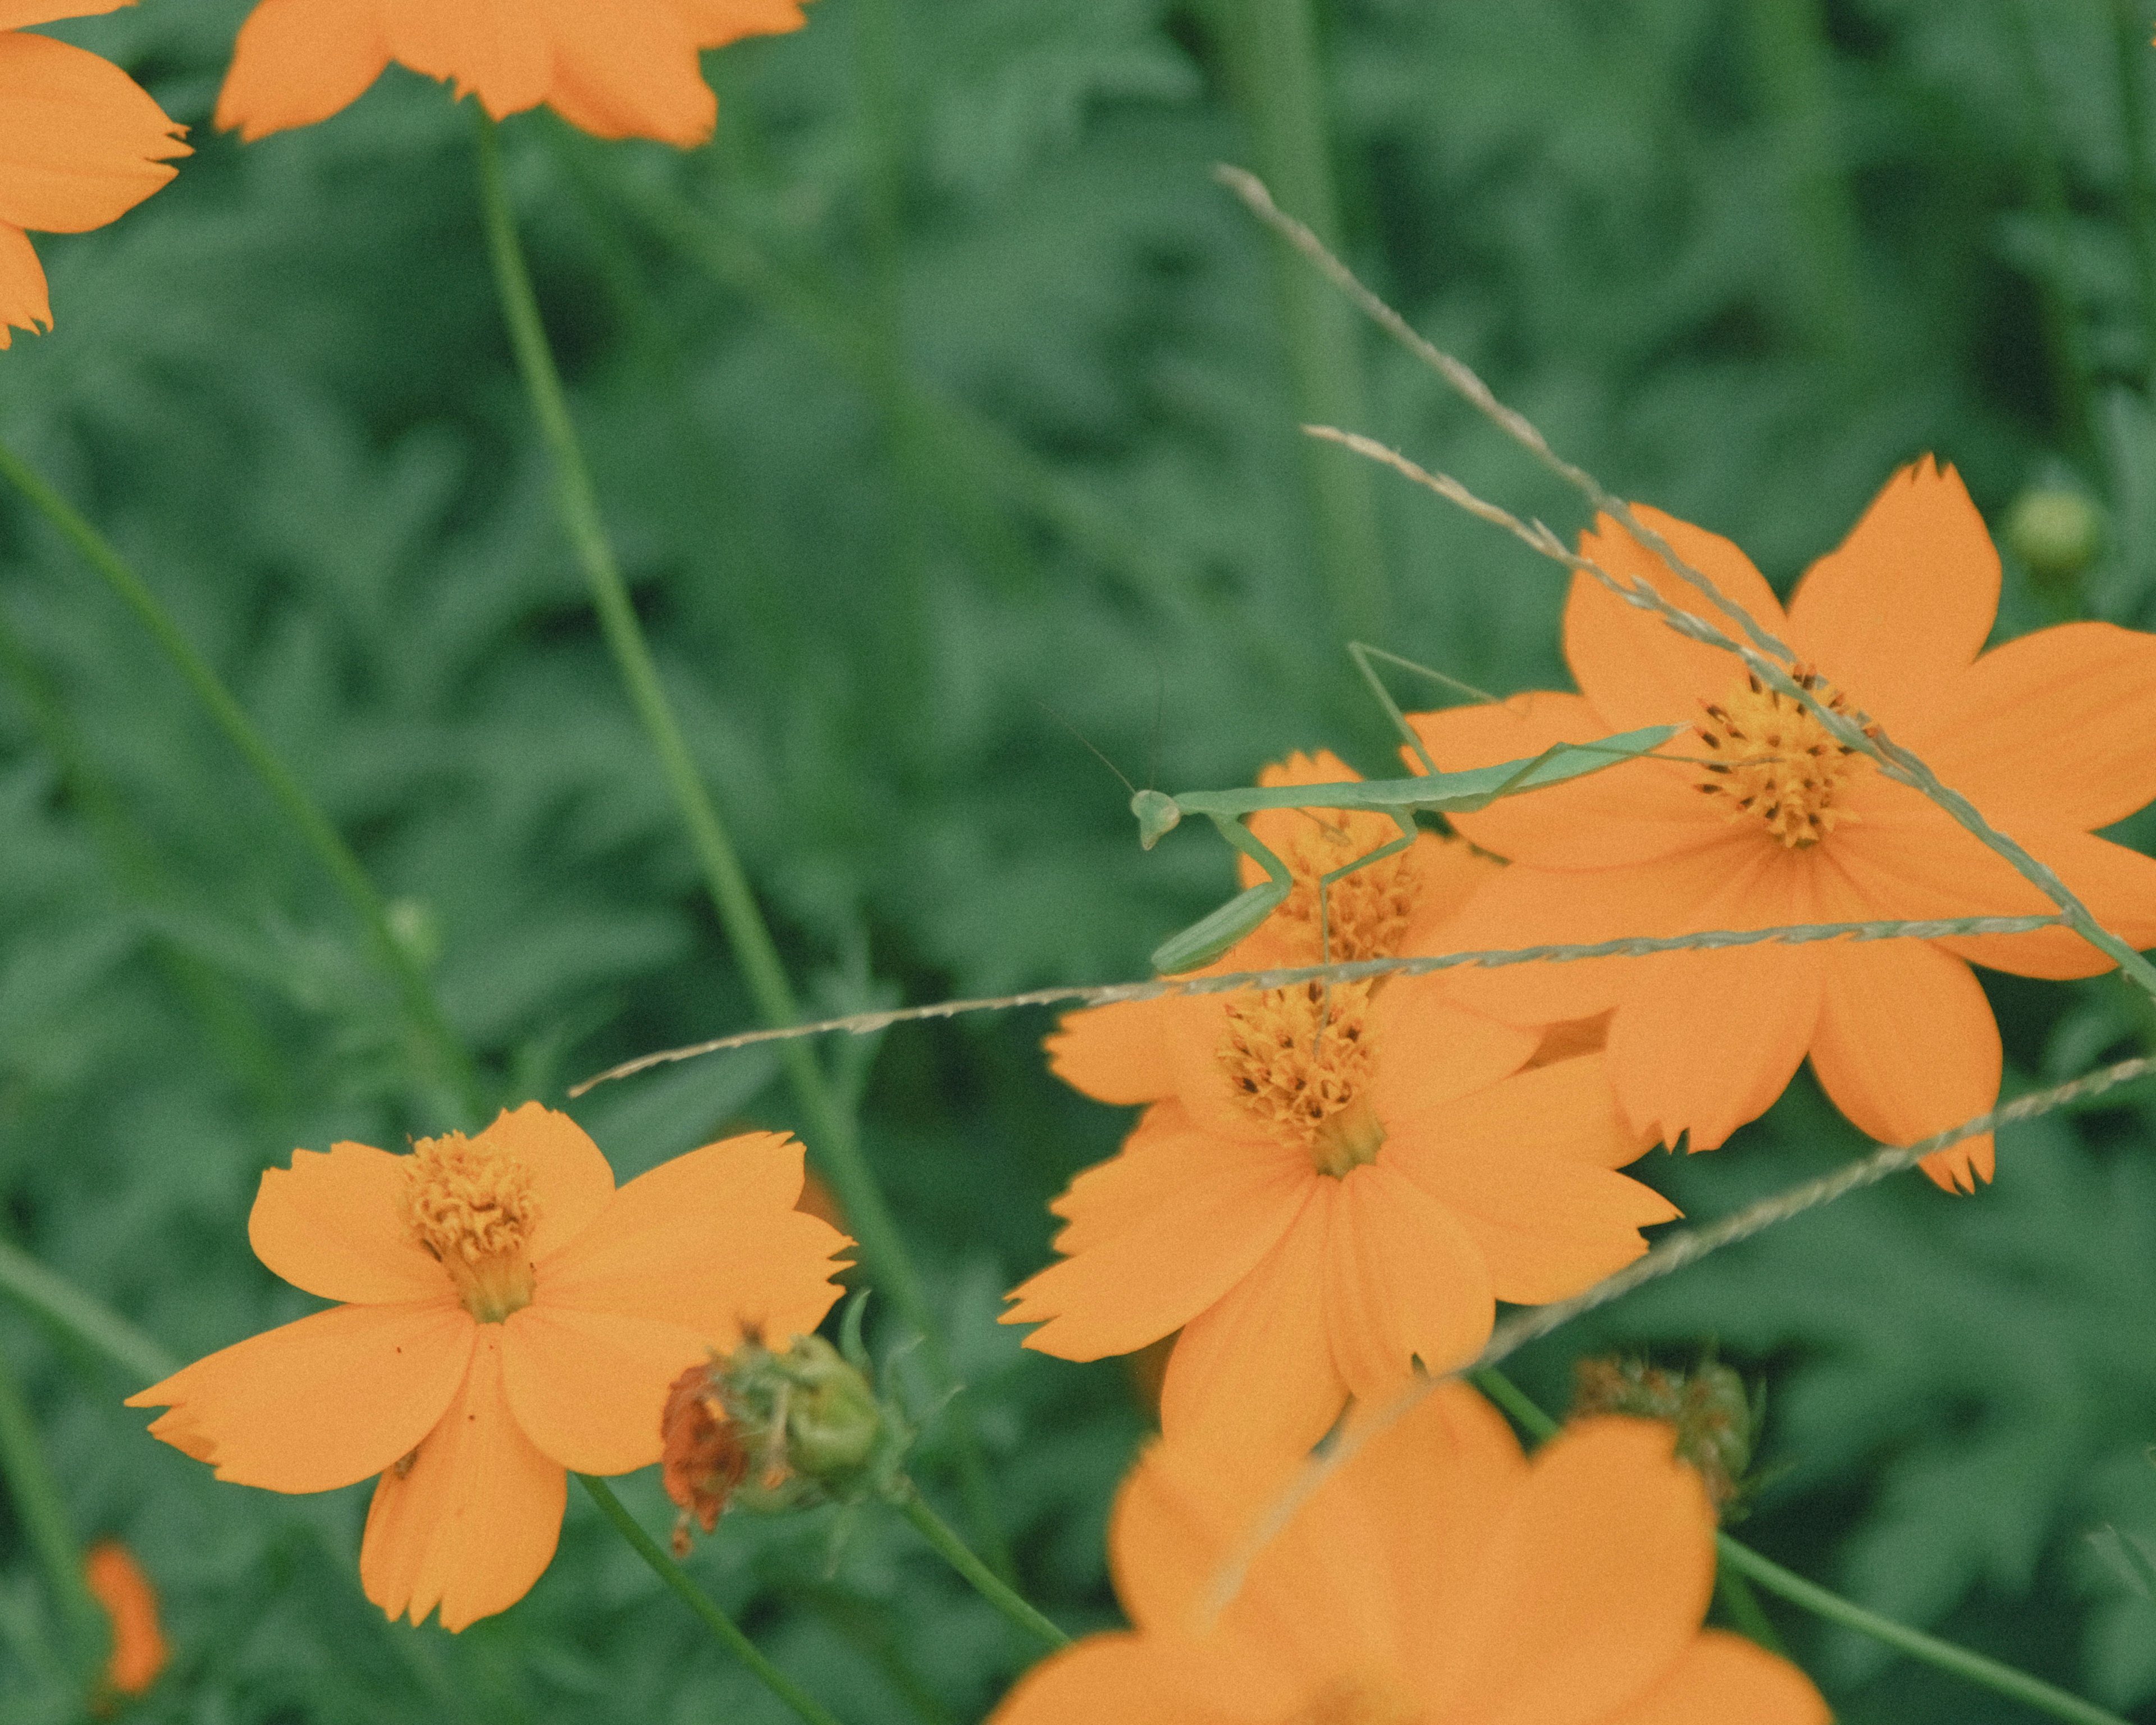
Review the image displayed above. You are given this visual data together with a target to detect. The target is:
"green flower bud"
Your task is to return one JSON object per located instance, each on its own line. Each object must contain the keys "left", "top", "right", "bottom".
{"left": 1572, "top": 1355, "right": 1756, "bottom": 1517}
{"left": 2004, "top": 487, "right": 2102, "bottom": 588}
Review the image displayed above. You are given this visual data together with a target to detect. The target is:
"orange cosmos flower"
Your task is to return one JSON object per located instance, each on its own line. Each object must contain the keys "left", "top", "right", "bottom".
{"left": 0, "top": 0, "right": 188, "bottom": 348}
{"left": 1408, "top": 459, "right": 2156, "bottom": 1192}
{"left": 83, "top": 1539, "right": 168, "bottom": 1698}
{"left": 990, "top": 1380, "right": 1828, "bottom": 1725}
{"left": 126, "top": 1103, "right": 848, "bottom": 1631}
{"left": 1004, "top": 753, "right": 1676, "bottom": 1458}
{"left": 213, "top": 0, "right": 814, "bottom": 146}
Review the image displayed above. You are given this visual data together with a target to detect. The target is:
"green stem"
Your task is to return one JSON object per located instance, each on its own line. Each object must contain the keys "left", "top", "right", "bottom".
{"left": 0, "top": 442, "right": 483, "bottom": 1124}
{"left": 1715, "top": 1565, "right": 1789, "bottom": 1657}
{"left": 0, "top": 1241, "right": 180, "bottom": 1388}
{"left": 1208, "top": 0, "right": 1388, "bottom": 654}
{"left": 575, "top": 1476, "right": 843, "bottom": 1725}
{"left": 892, "top": 1483, "right": 1068, "bottom": 1650}
{"left": 2112, "top": 0, "right": 2156, "bottom": 398}
{"left": 1476, "top": 1370, "right": 2126, "bottom": 1724}
{"left": 472, "top": 113, "right": 1009, "bottom": 1572}
{"left": 1743, "top": 0, "right": 1861, "bottom": 359}
{"left": 2004, "top": 0, "right": 2097, "bottom": 455}
{"left": 1717, "top": 1540, "right": 2130, "bottom": 1725}
{"left": 0, "top": 1347, "right": 104, "bottom": 1676}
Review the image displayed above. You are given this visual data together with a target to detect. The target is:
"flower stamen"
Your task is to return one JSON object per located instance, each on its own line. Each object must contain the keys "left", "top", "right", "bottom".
{"left": 1693, "top": 665, "right": 1875, "bottom": 848}
{"left": 1219, "top": 982, "right": 1385, "bottom": 1176}
{"left": 400, "top": 1131, "right": 540, "bottom": 1322}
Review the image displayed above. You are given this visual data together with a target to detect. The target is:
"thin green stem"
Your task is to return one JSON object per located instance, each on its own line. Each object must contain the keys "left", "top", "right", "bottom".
{"left": 0, "top": 1347, "right": 104, "bottom": 1676}
{"left": 1208, "top": 0, "right": 1388, "bottom": 653}
{"left": 1744, "top": 0, "right": 1861, "bottom": 358}
{"left": 892, "top": 1483, "right": 1068, "bottom": 1650}
{"left": 1715, "top": 1566, "right": 1789, "bottom": 1658}
{"left": 1718, "top": 1540, "right": 2130, "bottom": 1725}
{"left": 1476, "top": 1370, "right": 2128, "bottom": 1724}
{"left": 2004, "top": 0, "right": 2097, "bottom": 455}
{"left": 2109, "top": 0, "right": 2156, "bottom": 397}
{"left": 0, "top": 441, "right": 483, "bottom": 1124}
{"left": 0, "top": 1241, "right": 180, "bottom": 1388}
{"left": 575, "top": 1476, "right": 843, "bottom": 1725}
{"left": 472, "top": 113, "right": 1008, "bottom": 1571}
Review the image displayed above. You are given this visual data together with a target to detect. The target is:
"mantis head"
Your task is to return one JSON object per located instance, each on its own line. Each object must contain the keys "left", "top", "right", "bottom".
{"left": 1131, "top": 790, "right": 1181, "bottom": 850}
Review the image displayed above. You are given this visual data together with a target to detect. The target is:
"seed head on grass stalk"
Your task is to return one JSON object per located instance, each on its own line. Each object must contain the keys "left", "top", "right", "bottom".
{"left": 1004, "top": 752, "right": 1677, "bottom": 1460}
{"left": 988, "top": 1380, "right": 1825, "bottom": 1725}
{"left": 1408, "top": 459, "right": 2156, "bottom": 1191}
{"left": 0, "top": 0, "right": 189, "bottom": 347}
{"left": 211, "top": 0, "right": 815, "bottom": 144}
{"left": 127, "top": 1103, "right": 849, "bottom": 1630}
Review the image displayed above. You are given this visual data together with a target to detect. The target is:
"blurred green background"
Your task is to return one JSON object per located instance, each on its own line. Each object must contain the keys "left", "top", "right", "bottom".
{"left": 7, "top": 0, "right": 2156, "bottom": 1719}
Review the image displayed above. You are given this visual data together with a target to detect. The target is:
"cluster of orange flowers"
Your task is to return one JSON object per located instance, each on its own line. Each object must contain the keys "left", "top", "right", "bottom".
{"left": 1000, "top": 460, "right": 2156, "bottom": 1718}
{"left": 35, "top": 0, "right": 2156, "bottom": 1713}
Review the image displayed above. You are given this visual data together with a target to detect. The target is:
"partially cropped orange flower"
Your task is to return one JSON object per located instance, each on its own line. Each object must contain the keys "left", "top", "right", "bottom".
{"left": 127, "top": 1103, "right": 848, "bottom": 1631}
{"left": 83, "top": 1539, "right": 167, "bottom": 1698}
{"left": 1412, "top": 460, "right": 2156, "bottom": 1191}
{"left": 213, "top": 0, "right": 813, "bottom": 145}
{"left": 1004, "top": 754, "right": 1676, "bottom": 1458}
{"left": 990, "top": 1381, "right": 1828, "bottom": 1725}
{"left": 0, "top": 0, "right": 188, "bottom": 348}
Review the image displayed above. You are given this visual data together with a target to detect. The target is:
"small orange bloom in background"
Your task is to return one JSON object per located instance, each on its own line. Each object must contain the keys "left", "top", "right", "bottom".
{"left": 989, "top": 1381, "right": 1828, "bottom": 1725}
{"left": 0, "top": 0, "right": 188, "bottom": 348}
{"left": 83, "top": 1538, "right": 167, "bottom": 1697}
{"left": 1004, "top": 754, "right": 1677, "bottom": 1458}
{"left": 213, "top": 0, "right": 815, "bottom": 146}
{"left": 1411, "top": 459, "right": 2156, "bottom": 1191}
{"left": 127, "top": 1103, "right": 849, "bottom": 1630}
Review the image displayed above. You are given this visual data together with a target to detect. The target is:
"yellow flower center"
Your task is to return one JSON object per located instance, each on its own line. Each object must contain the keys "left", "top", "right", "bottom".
{"left": 1218, "top": 980, "right": 1385, "bottom": 1178}
{"left": 1694, "top": 667, "right": 1874, "bottom": 848}
{"left": 1269, "top": 810, "right": 1422, "bottom": 964}
{"left": 1283, "top": 1672, "right": 1423, "bottom": 1725}
{"left": 400, "top": 1130, "right": 540, "bottom": 1322}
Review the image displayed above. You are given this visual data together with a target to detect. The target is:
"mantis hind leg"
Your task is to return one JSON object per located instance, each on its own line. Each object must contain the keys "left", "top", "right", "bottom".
{"left": 1348, "top": 642, "right": 1501, "bottom": 779}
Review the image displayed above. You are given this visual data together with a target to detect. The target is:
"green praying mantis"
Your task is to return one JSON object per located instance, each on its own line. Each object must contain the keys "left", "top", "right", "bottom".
{"left": 1132, "top": 645, "right": 1684, "bottom": 974}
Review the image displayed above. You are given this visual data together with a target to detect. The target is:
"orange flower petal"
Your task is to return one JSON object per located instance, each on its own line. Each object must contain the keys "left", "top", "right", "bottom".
{"left": 673, "top": 0, "right": 807, "bottom": 47}
{"left": 500, "top": 1303, "right": 709, "bottom": 1473}
{"left": 1365, "top": 976, "right": 1539, "bottom": 1119}
{"left": 1808, "top": 929, "right": 2000, "bottom": 1193}
{"left": 213, "top": 0, "right": 391, "bottom": 142}
{"left": 382, "top": 0, "right": 549, "bottom": 121}
{"left": 1322, "top": 1162, "right": 1493, "bottom": 1397}
{"left": 1906, "top": 620, "right": 2156, "bottom": 831}
{"left": 0, "top": 221, "right": 48, "bottom": 346}
{"left": 1157, "top": 1188, "right": 1345, "bottom": 1458}
{"left": 1783, "top": 459, "right": 1998, "bottom": 741}
{"left": 1564, "top": 508, "right": 1790, "bottom": 733}
{"left": 535, "top": 0, "right": 714, "bottom": 145}
{"left": 248, "top": 1141, "right": 446, "bottom": 1306}
{"left": 83, "top": 1539, "right": 167, "bottom": 1696}
{"left": 1045, "top": 996, "right": 1183, "bottom": 1106}
{"left": 126, "top": 1302, "right": 473, "bottom": 1491}
{"left": 1931, "top": 825, "right": 2156, "bottom": 979}
{"left": 987, "top": 1633, "right": 1240, "bottom": 1725}
{"left": 1407, "top": 691, "right": 1721, "bottom": 871}
{"left": 359, "top": 1327, "right": 565, "bottom": 1631}
{"left": 486, "top": 1102, "right": 616, "bottom": 1263}
{"left": 1390, "top": 1056, "right": 1674, "bottom": 1304}
{"left": 0, "top": 0, "right": 130, "bottom": 25}
{"left": 0, "top": 31, "right": 185, "bottom": 234}
{"left": 538, "top": 1131, "right": 846, "bottom": 1348}
{"left": 1600, "top": 1628, "right": 1829, "bottom": 1725}
{"left": 1434, "top": 833, "right": 1764, "bottom": 1029}
{"left": 1004, "top": 1107, "right": 1311, "bottom": 1361}
{"left": 1431, "top": 1417, "right": 1714, "bottom": 1725}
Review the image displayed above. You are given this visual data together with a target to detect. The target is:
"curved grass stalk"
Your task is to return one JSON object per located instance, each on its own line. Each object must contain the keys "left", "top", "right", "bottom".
{"left": 571, "top": 914, "right": 2062, "bottom": 1090}
{"left": 471, "top": 112, "right": 1008, "bottom": 1572}
{"left": 1473, "top": 1370, "right": 2129, "bottom": 1725}
{"left": 577, "top": 1476, "right": 845, "bottom": 1725}
{"left": 0, "top": 443, "right": 486, "bottom": 1122}
{"left": 1219, "top": 167, "right": 2156, "bottom": 1003}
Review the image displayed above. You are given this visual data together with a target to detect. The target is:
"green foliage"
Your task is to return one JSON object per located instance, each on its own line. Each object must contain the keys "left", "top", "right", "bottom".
{"left": 4, "top": 1, "right": 2156, "bottom": 1722}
